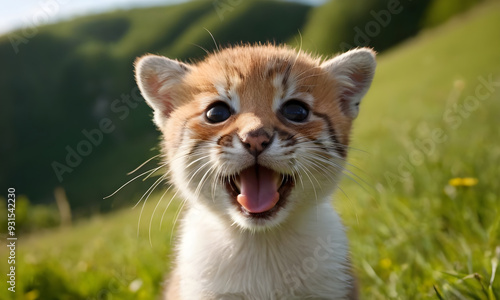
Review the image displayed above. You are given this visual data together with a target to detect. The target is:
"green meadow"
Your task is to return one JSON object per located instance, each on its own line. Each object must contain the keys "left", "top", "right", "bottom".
{"left": 340, "top": 2, "right": 500, "bottom": 298}
{"left": 1, "top": 0, "right": 500, "bottom": 299}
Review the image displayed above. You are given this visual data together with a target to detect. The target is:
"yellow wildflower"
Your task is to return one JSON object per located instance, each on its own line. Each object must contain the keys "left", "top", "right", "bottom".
{"left": 380, "top": 258, "right": 392, "bottom": 269}
{"left": 25, "top": 290, "right": 40, "bottom": 300}
{"left": 454, "top": 79, "right": 465, "bottom": 91}
{"left": 448, "top": 177, "right": 478, "bottom": 187}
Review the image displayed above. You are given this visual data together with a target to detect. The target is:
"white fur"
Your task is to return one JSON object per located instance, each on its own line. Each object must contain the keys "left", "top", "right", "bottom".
{"left": 165, "top": 114, "right": 353, "bottom": 299}
{"left": 176, "top": 201, "right": 352, "bottom": 299}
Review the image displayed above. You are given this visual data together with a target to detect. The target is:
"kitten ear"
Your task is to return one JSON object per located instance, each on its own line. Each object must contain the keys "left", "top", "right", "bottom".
{"left": 134, "top": 54, "right": 191, "bottom": 126}
{"left": 321, "top": 48, "right": 376, "bottom": 118}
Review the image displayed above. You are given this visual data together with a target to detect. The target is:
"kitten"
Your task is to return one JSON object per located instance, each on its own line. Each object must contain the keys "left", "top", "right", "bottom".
{"left": 134, "top": 44, "right": 376, "bottom": 299}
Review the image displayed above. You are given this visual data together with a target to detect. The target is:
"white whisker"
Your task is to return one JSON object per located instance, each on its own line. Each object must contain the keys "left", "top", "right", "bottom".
{"left": 148, "top": 184, "right": 174, "bottom": 247}
{"left": 127, "top": 154, "right": 161, "bottom": 175}
{"left": 170, "top": 198, "right": 187, "bottom": 245}
{"left": 134, "top": 171, "right": 169, "bottom": 209}
{"left": 160, "top": 188, "right": 181, "bottom": 230}
{"left": 137, "top": 173, "right": 167, "bottom": 237}
{"left": 104, "top": 165, "right": 164, "bottom": 199}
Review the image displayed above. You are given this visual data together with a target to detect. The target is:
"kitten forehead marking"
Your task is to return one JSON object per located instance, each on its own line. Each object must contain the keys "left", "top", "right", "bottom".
{"left": 184, "top": 47, "right": 344, "bottom": 150}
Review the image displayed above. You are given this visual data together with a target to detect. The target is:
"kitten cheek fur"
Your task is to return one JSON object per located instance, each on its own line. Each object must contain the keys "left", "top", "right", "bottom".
{"left": 134, "top": 45, "right": 376, "bottom": 299}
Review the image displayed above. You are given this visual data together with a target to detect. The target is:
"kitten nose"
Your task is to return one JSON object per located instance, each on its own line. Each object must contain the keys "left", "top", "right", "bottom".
{"left": 241, "top": 129, "right": 271, "bottom": 156}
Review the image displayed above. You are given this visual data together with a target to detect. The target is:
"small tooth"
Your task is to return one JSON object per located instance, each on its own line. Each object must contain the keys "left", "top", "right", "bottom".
{"left": 273, "top": 172, "right": 281, "bottom": 186}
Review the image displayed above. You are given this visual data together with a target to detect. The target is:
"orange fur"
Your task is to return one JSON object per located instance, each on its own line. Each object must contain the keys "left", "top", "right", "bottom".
{"left": 153, "top": 45, "right": 358, "bottom": 160}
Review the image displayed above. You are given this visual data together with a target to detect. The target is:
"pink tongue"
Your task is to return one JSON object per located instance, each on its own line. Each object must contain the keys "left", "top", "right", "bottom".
{"left": 237, "top": 165, "right": 280, "bottom": 213}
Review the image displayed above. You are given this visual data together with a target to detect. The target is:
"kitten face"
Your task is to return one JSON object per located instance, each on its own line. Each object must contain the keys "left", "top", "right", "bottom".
{"left": 135, "top": 45, "right": 376, "bottom": 230}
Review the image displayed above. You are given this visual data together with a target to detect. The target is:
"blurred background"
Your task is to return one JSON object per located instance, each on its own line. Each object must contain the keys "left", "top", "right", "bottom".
{"left": 0, "top": 0, "right": 485, "bottom": 219}
{"left": 1, "top": 0, "right": 499, "bottom": 299}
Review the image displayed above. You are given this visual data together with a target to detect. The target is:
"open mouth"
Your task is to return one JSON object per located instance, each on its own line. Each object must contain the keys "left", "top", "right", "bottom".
{"left": 225, "top": 165, "right": 295, "bottom": 219}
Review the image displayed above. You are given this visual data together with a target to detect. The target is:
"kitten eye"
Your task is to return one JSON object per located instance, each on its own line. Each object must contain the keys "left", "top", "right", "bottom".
{"left": 206, "top": 102, "right": 231, "bottom": 123}
{"left": 281, "top": 100, "right": 309, "bottom": 122}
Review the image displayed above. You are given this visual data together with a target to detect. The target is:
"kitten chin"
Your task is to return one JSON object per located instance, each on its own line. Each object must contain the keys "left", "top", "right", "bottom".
{"left": 135, "top": 44, "right": 376, "bottom": 299}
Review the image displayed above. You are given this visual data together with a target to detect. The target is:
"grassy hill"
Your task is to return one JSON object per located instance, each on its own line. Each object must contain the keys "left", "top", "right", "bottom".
{"left": 340, "top": 1, "right": 500, "bottom": 297}
{"left": 1, "top": 0, "right": 499, "bottom": 299}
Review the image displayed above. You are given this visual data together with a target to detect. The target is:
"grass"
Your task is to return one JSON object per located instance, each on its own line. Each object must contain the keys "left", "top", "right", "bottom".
{"left": 337, "top": 2, "right": 500, "bottom": 298}
{"left": 0, "top": 194, "right": 181, "bottom": 299}
{"left": 1, "top": 1, "right": 500, "bottom": 299}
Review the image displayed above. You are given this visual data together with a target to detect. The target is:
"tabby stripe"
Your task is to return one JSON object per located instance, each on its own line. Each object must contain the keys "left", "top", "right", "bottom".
{"left": 224, "top": 74, "right": 232, "bottom": 100}
{"left": 312, "top": 112, "right": 347, "bottom": 158}
{"left": 282, "top": 63, "right": 292, "bottom": 87}
{"left": 182, "top": 111, "right": 205, "bottom": 157}
{"left": 176, "top": 118, "right": 189, "bottom": 154}
{"left": 217, "top": 134, "right": 234, "bottom": 147}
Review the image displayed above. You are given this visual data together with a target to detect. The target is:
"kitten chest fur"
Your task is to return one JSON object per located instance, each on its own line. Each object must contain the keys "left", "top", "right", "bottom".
{"left": 176, "top": 202, "right": 352, "bottom": 299}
